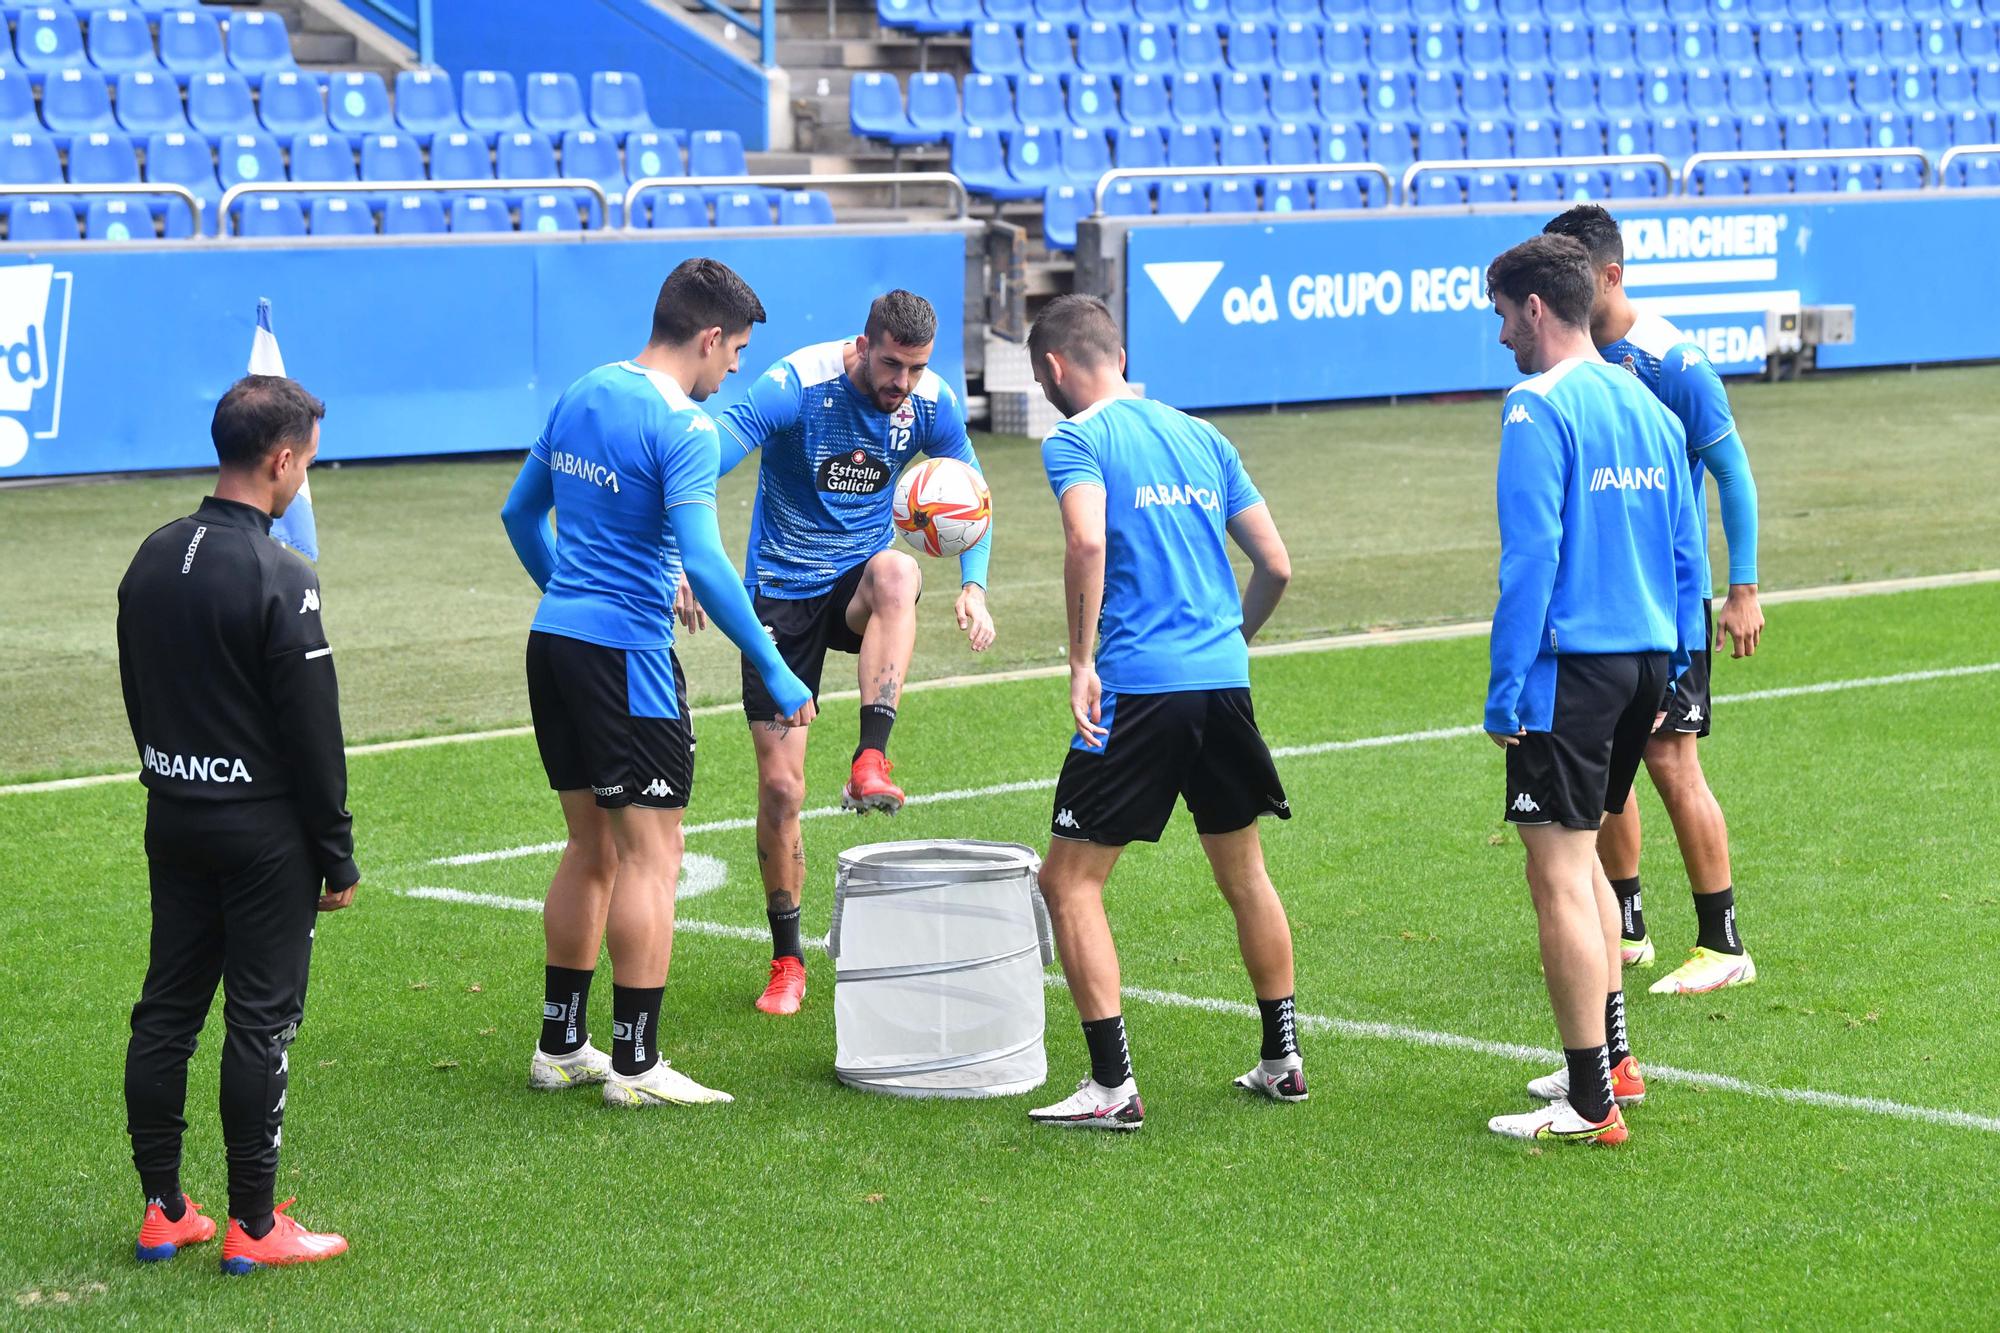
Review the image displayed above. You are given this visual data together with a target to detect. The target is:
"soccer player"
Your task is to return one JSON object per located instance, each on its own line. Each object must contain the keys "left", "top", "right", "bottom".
{"left": 1022, "top": 294, "right": 1302, "bottom": 1132}
{"left": 709, "top": 290, "right": 996, "bottom": 1017}
{"left": 1543, "top": 205, "right": 1763, "bottom": 996}
{"left": 1482, "top": 236, "right": 1707, "bottom": 1145}
{"left": 500, "top": 259, "right": 816, "bottom": 1108}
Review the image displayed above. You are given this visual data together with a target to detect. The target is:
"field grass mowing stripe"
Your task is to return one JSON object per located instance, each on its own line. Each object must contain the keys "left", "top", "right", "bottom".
{"left": 428, "top": 659, "right": 2000, "bottom": 868}
{"left": 8, "top": 570, "right": 1995, "bottom": 799}
{"left": 394, "top": 889, "right": 2000, "bottom": 1138}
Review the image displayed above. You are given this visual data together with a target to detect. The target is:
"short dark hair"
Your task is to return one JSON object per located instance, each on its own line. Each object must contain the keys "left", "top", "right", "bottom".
{"left": 1542, "top": 203, "right": 1624, "bottom": 268}
{"left": 1027, "top": 293, "right": 1123, "bottom": 371}
{"left": 650, "top": 257, "right": 767, "bottom": 346}
{"left": 211, "top": 375, "right": 325, "bottom": 468}
{"left": 1486, "top": 235, "right": 1597, "bottom": 330}
{"left": 863, "top": 289, "right": 937, "bottom": 349}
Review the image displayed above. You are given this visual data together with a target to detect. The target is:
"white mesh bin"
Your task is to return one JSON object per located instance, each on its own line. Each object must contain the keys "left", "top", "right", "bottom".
{"left": 829, "top": 840, "right": 1053, "bottom": 1099}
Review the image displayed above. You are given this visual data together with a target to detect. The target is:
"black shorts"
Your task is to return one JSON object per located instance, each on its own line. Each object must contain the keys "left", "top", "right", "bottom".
{"left": 1662, "top": 600, "right": 1713, "bottom": 737}
{"left": 740, "top": 560, "right": 871, "bottom": 722}
{"left": 526, "top": 631, "right": 694, "bottom": 810}
{"left": 1505, "top": 652, "right": 1670, "bottom": 831}
{"left": 1050, "top": 687, "right": 1291, "bottom": 846}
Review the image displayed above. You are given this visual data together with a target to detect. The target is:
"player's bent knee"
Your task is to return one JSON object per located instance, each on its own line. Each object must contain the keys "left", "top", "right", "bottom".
{"left": 865, "top": 549, "right": 923, "bottom": 605}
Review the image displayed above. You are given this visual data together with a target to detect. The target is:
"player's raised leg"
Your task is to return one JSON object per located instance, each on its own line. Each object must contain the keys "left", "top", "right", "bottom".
{"left": 530, "top": 790, "right": 617, "bottom": 1089}
{"left": 1203, "top": 825, "right": 1307, "bottom": 1102}
{"left": 1596, "top": 800, "right": 1654, "bottom": 968}
{"left": 1031, "top": 836, "right": 1144, "bottom": 1130}
{"left": 751, "top": 722, "right": 811, "bottom": 1014}
{"left": 842, "top": 547, "right": 923, "bottom": 815}
{"left": 600, "top": 804, "right": 731, "bottom": 1107}
{"left": 1644, "top": 731, "right": 1756, "bottom": 994}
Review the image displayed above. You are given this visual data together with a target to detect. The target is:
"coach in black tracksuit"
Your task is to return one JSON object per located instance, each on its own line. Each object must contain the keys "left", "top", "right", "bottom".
{"left": 117, "top": 375, "right": 356, "bottom": 1246}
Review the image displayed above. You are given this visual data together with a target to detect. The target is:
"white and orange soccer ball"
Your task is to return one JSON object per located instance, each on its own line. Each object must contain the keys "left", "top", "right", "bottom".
{"left": 893, "top": 457, "right": 992, "bottom": 559}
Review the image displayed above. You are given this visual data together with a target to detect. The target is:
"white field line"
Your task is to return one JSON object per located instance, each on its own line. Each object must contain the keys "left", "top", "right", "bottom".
{"left": 428, "top": 660, "right": 2000, "bottom": 868}
{"left": 394, "top": 888, "right": 2000, "bottom": 1138}
{"left": 9, "top": 569, "right": 1996, "bottom": 800}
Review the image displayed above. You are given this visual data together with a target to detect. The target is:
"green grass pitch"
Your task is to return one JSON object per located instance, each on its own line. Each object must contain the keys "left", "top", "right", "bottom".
{"left": 2, "top": 368, "right": 1998, "bottom": 1325}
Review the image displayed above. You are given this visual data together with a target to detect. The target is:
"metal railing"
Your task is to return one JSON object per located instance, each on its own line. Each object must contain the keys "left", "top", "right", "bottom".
{"left": 1931, "top": 142, "right": 2000, "bottom": 187}
{"left": 0, "top": 181, "right": 203, "bottom": 237}
{"left": 1403, "top": 154, "right": 1678, "bottom": 202}
{"left": 350, "top": 0, "right": 434, "bottom": 68}
{"left": 691, "top": 0, "right": 777, "bottom": 68}
{"left": 1679, "top": 146, "right": 1932, "bottom": 191}
{"left": 624, "top": 172, "right": 971, "bottom": 227}
{"left": 215, "top": 178, "right": 612, "bottom": 238}
{"left": 1090, "top": 162, "right": 1396, "bottom": 213}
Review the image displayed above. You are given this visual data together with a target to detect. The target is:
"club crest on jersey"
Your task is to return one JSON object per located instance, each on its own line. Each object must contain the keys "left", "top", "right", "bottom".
{"left": 818, "top": 448, "right": 890, "bottom": 495}
{"left": 1621, "top": 354, "right": 1639, "bottom": 376}
{"left": 890, "top": 400, "right": 916, "bottom": 430}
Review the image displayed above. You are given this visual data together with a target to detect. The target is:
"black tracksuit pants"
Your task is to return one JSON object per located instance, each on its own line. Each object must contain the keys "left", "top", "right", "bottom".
{"left": 125, "top": 796, "right": 319, "bottom": 1222}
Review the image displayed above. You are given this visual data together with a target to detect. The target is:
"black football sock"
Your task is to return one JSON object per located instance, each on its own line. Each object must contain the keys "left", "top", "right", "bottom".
{"left": 1611, "top": 876, "right": 1645, "bottom": 941}
{"left": 142, "top": 1177, "right": 184, "bottom": 1220}
{"left": 239, "top": 1211, "right": 275, "bottom": 1240}
{"left": 854, "top": 704, "right": 897, "bottom": 762}
{"left": 1258, "top": 995, "right": 1300, "bottom": 1062}
{"left": 1082, "top": 1014, "right": 1132, "bottom": 1089}
{"left": 1564, "top": 1045, "right": 1615, "bottom": 1123}
{"left": 1694, "top": 886, "right": 1743, "bottom": 955}
{"left": 1606, "top": 990, "right": 1632, "bottom": 1067}
{"left": 768, "top": 904, "right": 804, "bottom": 962}
{"left": 540, "top": 965, "right": 593, "bottom": 1056}
{"left": 610, "top": 985, "right": 664, "bottom": 1077}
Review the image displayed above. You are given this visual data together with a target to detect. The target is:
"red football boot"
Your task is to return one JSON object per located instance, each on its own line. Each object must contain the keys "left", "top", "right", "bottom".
{"left": 755, "top": 956, "right": 807, "bottom": 1016}
{"left": 841, "top": 749, "right": 905, "bottom": 815}
{"left": 219, "top": 1199, "right": 347, "bottom": 1275}
{"left": 136, "top": 1194, "right": 216, "bottom": 1262}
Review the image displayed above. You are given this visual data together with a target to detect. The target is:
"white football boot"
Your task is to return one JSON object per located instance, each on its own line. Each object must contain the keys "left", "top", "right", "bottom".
{"left": 529, "top": 1041, "right": 612, "bottom": 1091}
{"left": 1488, "top": 1099, "right": 1628, "bottom": 1145}
{"left": 1028, "top": 1077, "right": 1144, "bottom": 1130}
{"left": 1233, "top": 1054, "right": 1309, "bottom": 1102}
{"left": 603, "top": 1060, "right": 734, "bottom": 1107}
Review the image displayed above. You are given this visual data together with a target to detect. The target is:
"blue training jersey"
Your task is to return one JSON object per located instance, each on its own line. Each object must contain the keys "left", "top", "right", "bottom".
{"left": 1041, "top": 394, "right": 1265, "bottom": 695}
{"left": 529, "top": 361, "right": 721, "bottom": 657}
{"left": 1600, "top": 311, "right": 1738, "bottom": 587}
{"left": 1485, "top": 357, "right": 1708, "bottom": 736}
{"left": 715, "top": 339, "right": 988, "bottom": 599}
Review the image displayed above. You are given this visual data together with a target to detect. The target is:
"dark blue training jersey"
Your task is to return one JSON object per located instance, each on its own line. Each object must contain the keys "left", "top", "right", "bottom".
{"left": 1041, "top": 394, "right": 1264, "bottom": 695}
{"left": 715, "top": 339, "right": 990, "bottom": 599}
{"left": 529, "top": 361, "right": 720, "bottom": 654}
{"left": 1485, "top": 357, "right": 1708, "bottom": 736}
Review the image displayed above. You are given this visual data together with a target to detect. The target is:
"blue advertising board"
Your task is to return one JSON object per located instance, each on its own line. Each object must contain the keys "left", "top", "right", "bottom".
{"left": 0, "top": 232, "right": 967, "bottom": 480}
{"left": 1122, "top": 194, "right": 2000, "bottom": 410}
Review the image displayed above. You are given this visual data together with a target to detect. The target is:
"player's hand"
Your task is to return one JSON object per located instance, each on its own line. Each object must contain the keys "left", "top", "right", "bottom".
{"left": 675, "top": 577, "right": 708, "bottom": 634}
{"left": 956, "top": 583, "right": 995, "bottom": 653}
{"left": 1070, "top": 664, "right": 1107, "bottom": 748}
{"left": 777, "top": 699, "right": 818, "bottom": 729}
{"left": 1716, "top": 584, "right": 1762, "bottom": 659}
{"left": 318, "top": 881, "right": 357, "bottom": 912}
{"left": 1487, "top": 729, "right": 1523, "bottom": 748}
{"left": 1652, "top": 710, "right": 1669, "bottom": 734}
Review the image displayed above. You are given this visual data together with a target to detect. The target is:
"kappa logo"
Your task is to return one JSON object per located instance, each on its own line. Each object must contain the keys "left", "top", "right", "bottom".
{"left": 642, "top": 778, "right": 674, "bottom": 799}
{"left": 593, "top": 783, "right": 625, "bottom": 798}
{"left": 1511, "top": 792, "right": 1541, "bottom": 814}
{"left": 299, "top": 587, "right": 320, "bottom": 613}
{"left": 0, "top": 261, "right": 73, "bottom": 471}
{"left": 1684, "top": 704, "right": 1704, "bottom": 723}
{"left": 1681, "top": 348, "right": 1704, "bottom": 370}
{"left": 1506, "top": 402, "right": 1533, "bottom": 425}
{"left": 1054, "top": 808, "right": 1081, "bottom": 830}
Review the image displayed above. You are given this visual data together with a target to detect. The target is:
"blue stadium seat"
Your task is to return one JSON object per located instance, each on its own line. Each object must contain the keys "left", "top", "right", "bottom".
{"left": 1936, "top": 60, "right": 1977, "bottom": 110}
{"left": 87, "top": 196, "right": 151, "bottom": 240}
{"left": 1167, "top": 120, "right": 1218, "bottom": 162}
{"left": 1739, "top": 109, "right": 1780, "bottom": 146}
{"left": 1076, "top": 20, "right": 1125, "bottom": 71}
{"left": 1230, "top": 20, "right": 1278, "bottom": 71}
{"left": 1810, "top": 62, "right": 1852, "bottom": 111}
{"left": 1759, "top": 18, "right": 1800, "bottom": 62}
{"left": 290, "top": 131, "right": 357, "bottom": 185}
{"left": 988, "top": 0, "right": 1034, "bottom": 20}
{"left": 88, "top": 8, "right": 160, "bottom": 73}
{"left": 1462, "top": 67, "right": 1504, "bottom": 115}
{"left": 1119, "top": 71, "right": 1175, "bottom": 127}
{"left": 850, "top": 72, "right": 911, "bottom": 141}
{"left": 1157, "top": 178, "right": 1205, "bottom": 211}
{"left": 359, "top": 131, "right": 422, "bottom": 182}
{"left": 225, "top": 10, "right": 294, "bottom": 79}
{"left": 1171, "top": 69, "right": 1224, "bottom": 121}
{"left": 1506, "top": 66, "right": 1551, "bottom": 115}
{"left": 685, "top": 129, "right": 745, "bottom": 186}
{"left": 1268, "top": 68, "right": 1316, "bottom": 119}
{"left": 1649, "top": 111, "right": 1694, "bottom": 157}
{"left": 187, "top": 71, "right": 257, "bottom": 139}
{"left": 1558, "top": 113, "right": 1604, "bottom": 152}
{"left": 1870, "top": 108, "right": 1910, "bottom": 143}
{"left": 0, "top": 131, "right": 61, "bottom": 187}
{"left": 1838, "top": 160, "right": 1880, "bottom": 190}
{"left": 1783, "top": 110, "right": 1827, "bottom": 147}
{"left": 644, "top": 187, "right": 708, "bottom": 228}
{"left": 1554, "top": 68, "right": 1596, "bottom": 118}
{"left": 952, "top": 124, "right": 1038, "bottom": 195}
{"left": 1952, "top": 105, "right": 1994, "bottom": 140}
{"left": 623, "top": 130, "right": 680, "bottom": 183}
{"left": 1415, "top": 21, "right": 1457, "bottom": 68}
{"left": 1879, "top": 16, "right": 1919, "bottom": 61}
{"left": 1042, "top": 181, "right": 1085, "bottom": 248}
{"left": 1006, "top": 122, "right": 1065, "bottom": 186}
{"left": 1276, "top": 20, "right": 1322, "bottom": 70}
{"left": 1100, "top": 178, "right": 1147, "bottom": 215}
{"left": 1550, "top": 20, "right": 1590, "bottom": 65}
{"left": 521, "top": 191, "right": 583, "bottom": 231}
{"left": 44, "top": 68, "right": 118, "bottom": 138}
{"left": 1312, "top": 173, "right": 1367, "bottom": 208}
{"left": 1793, "top": 158, "right": 1835, "bottom": 190}
{"left": 1414, "top": 171, "right": 1462, "bottom": 204}
{"left": 963, "top": 72, "right": 1016, "bottom": 128}
{"left": 1513, "top": 113, "right": 1556, "bottom": 153}
{"left": 1020, "top": 21, "right": 1073, "bottom": 73}
{"left": 1977, "top": 60, "right": 2000, "bottom": 112}
{"left": 1685, "top": 65, "right": 1726, "bottom": 114}
{"left": 1728, "top": 64, "right": 1769, "bottom": 111}
{"left": 1269, "top": 117, "right": 1316, "bottom": 159}
{"left": 496, "top": 130, "right": 557, "bottom": 187}
{"left": 906, "top": 71, "right": 960, "bottom": 137}
{"left": 561, "top": 128, "right": 623, "bottom": 211}
{"left": 971, "top": 22, "right": 1024, "bottom": 75}
{"left": 1115, "top": 21, "right": 1165, "bottom": 73}
{"left": 1633, "top": 19, "right": 1674, "bottom": 63}
{"left": 1826, "top": 108, "right": 1865, "bottom": 145}
{"left": 260, "top": 71, "right": 328, "bottom": 140}
{"left": 1514, "top": 166, "right": 1559, "bottom": 198}
{"left": 1177, "top": 21, "right": 1226, "bottom": 71}
{"left": 1854, "top": 62, "right": 1895, "bottom": 111}
{"left": 1966, "top": 17, "right": 1999, "bottom": 62}
{"left": 395, "top": 70, "right": 462, "bottom": 142}
{"left": 1799, "top": 18, "right": 1840, "bottom": 62}
{"left": 462, "top": 70, "right": 528, "bottom": 138}
{"left": 1947, "top": 150, "right": 1999, "bottom": 185}
{"left": 1599, "top": 65, "right": 1641, "bottom": 115}
{"left": 1912, "top": 105, "right": 1951, "bottom": 149}
{"left": 1416, "top": 117, "right": 1462, "bottom": 155}
{"left": 17, "top": 7, "right": 88, "bottom": 74}
{"left": 115, "top": 70, "right": 186, "bottom": 135}
{"left": 0, "top": 70, "right": 34, "bottom": 139}
{"left": 1840, "top": 16, "right": 1880, "bottom": 61}
{"left": 1220, "top": 119, "right": 1268, "bottom": 161}
{"left": 1675, "top": 18, "right": 1717, "bottom": 64}
{"left": 776, "top": 188, "right": 834, "bottom": 225}
{"left": 1607, "top": 162, "right": 1661, "bottom": 194}
{"left": 1415, "top": 68, "right": 1458, "bottom": 117}
{"left": 1769, "top": 63, "right": 1810, "bottom": 113}
{"left": 1502, "top": 20, "right": 1545, "bottom": 65}
{"left": 588, "top": 71, "right": 654, "bottom": 137}
{"left": 1221, "top": 70, "right": 1268, "bottom": 120}
{"left": 158, "top": 8, "right": 226, "bottom": 80}
{"left": 1464, "top": 19, "right": 1506, "bottom": 66}
{"left": 1323, "top": 20, "right": 1366, "bottom": 69}
{"left": 328, "top": 72, "right": 394, "bottom": 140}
{"left": 382, "top": 192, "right": 447, "bottom": 234}
{"left": 1320, "top": 68, "right": 1364, "bottom": 115}
{"left": 1016, "top": 72, "right": 1064, "bottom": 125}
{"left": 1372, "top": 66, "right": 1417, "bottom": 114}
{"left": 146, "top": 129, "right": 218, "bottom": 208}
{"left": 1059, "top": 123, "right": 1112, "bottom": 181}
{"left": 1111, "top": 122, "right": 1165, "bottom": 164}
{"left": 1038, "top": 0, "right": 1085, "bottom": 22}
{"left": 1593, "top": 19, "right": 1637, "bottom": 63}
{"left": 1565, "top": 166, "right": 1609, "bottom": 199}
{"left": 1467, "top": 116, "right": 1510, "bottom": 153}
{"left": 450, "top": 194, "right": 511, "bottom": 231}
{"left": 430, "top": 129, "right": 493, "bottom": 180}
{"left": 1694, "top": 111, "right": 1736, "bottom": 150}
{"left": 1367, "top": 115, "right": 1416, "bottom": 167}
{"left": 68, "top": 128, "right": 138, "bottom": 184}
{"left": 1262, "top": 173, "right": 1310, "bottom": 210}
{"left": 526, "top": 72, "right": 589, "bottom": 136}
{"left": 1607, "top": 114, "right": 1649, "bottom": 151}
{"left": 1322, "top": 116, "right": 1365, "bottom": 159}
{"left": 309, "top": 195, "right": 372, "bottom": 236}
{"left": 1085, "top": 0, "right": 1135, "bottom": 18}
{"left": 1369, "top": 20, "right": 1417, "bottom": 69}
{"left": 237, "top": 194, "right": 305, "bottom": 236}
{"left": 1714, "top": 18, "right": 1755, "bottom": 64}
{"left": 709, "top": 189, "right": 766, "bottom": 227}
{"left": 1208, "top": 176, "right": 1254, "bottom": 212}
{"left": 8, "top": 197, "right": 80, "bottom": 241}
{"left": 1467, "top": 169, "right": 1511, "bottom": 202}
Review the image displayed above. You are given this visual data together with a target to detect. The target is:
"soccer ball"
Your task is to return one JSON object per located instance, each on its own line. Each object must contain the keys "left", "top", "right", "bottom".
{"left": 893, "top": 458, "right": 992, "bottom": 559}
